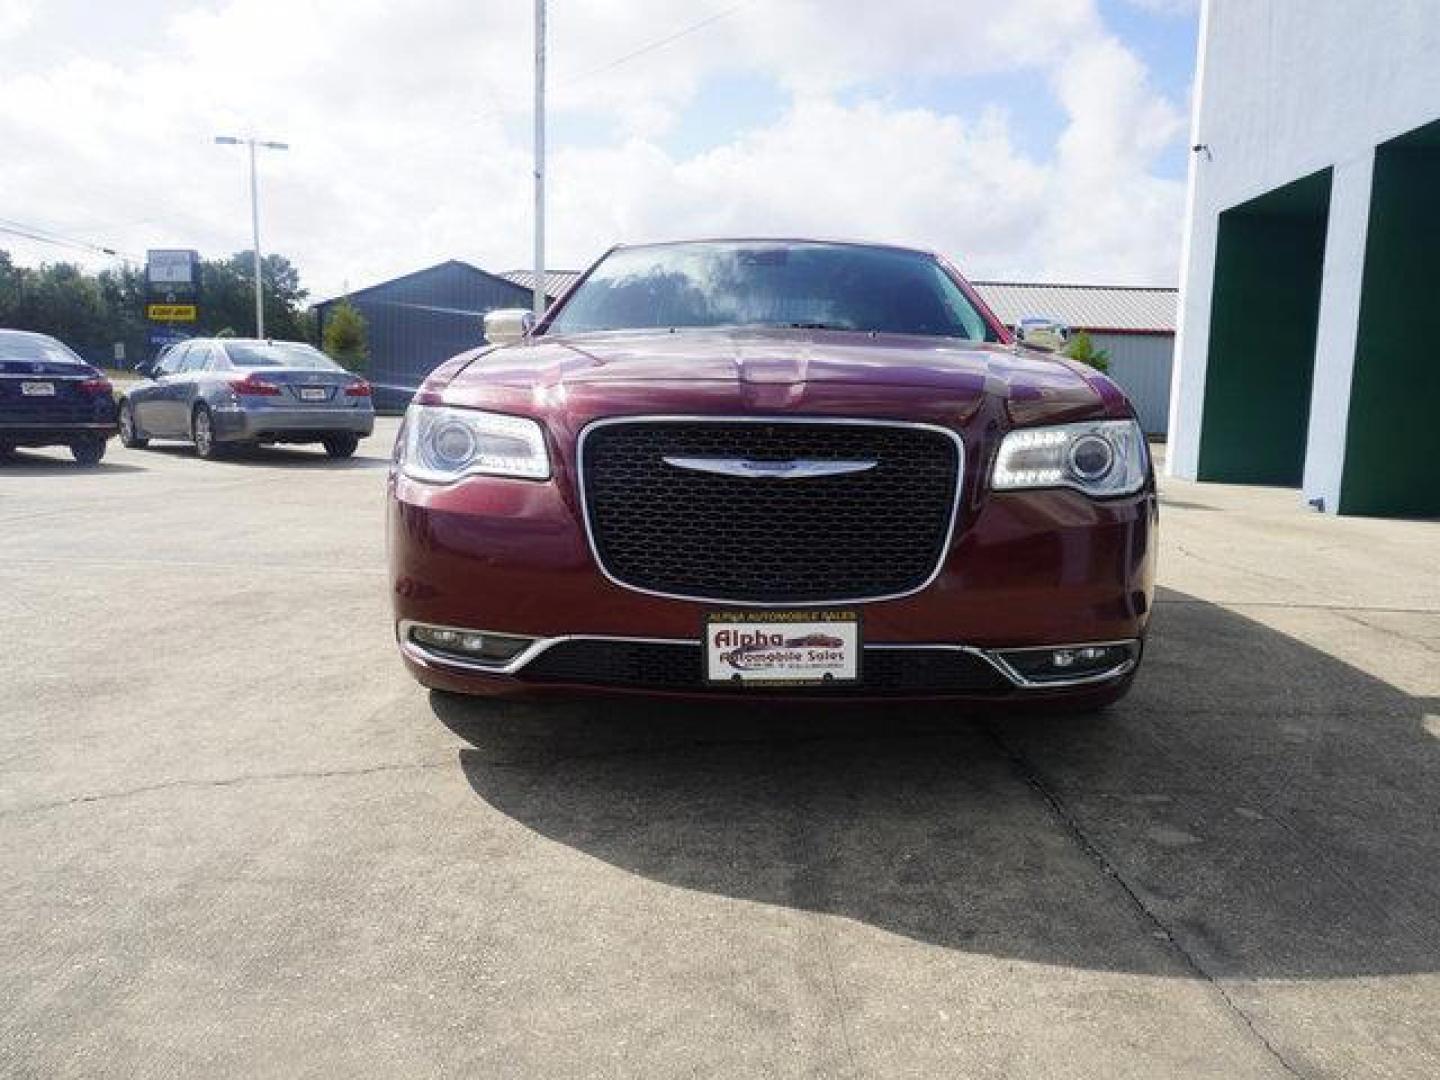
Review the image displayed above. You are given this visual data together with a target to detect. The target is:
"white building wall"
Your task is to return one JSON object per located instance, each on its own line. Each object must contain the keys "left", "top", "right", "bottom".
{"left": 1299, "top": 156, "right": 1373, "bottom": 511}
{"left": 1168, "top": 0, "right": 1440, "bottom": 502}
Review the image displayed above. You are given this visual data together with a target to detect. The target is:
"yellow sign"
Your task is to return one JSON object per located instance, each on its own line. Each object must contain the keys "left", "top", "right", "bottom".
{"left": 146, "top": 303, "right": 198, "bottom": 322}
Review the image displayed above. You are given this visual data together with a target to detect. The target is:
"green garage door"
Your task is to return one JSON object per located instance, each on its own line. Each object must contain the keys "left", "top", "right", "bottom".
{"left": 1198, "top": 170, "right": 1332, "bottom": 486}
{"left": 1341, "top": 119, "right": 1440, "bottom": 517}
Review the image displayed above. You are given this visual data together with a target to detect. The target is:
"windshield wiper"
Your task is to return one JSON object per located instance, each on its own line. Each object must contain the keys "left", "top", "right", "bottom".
{"left": 785, "top": 321, "right": 849, "bottom": 330}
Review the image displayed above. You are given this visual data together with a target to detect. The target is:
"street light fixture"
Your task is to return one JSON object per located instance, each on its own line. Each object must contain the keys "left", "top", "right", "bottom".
{"left": 214, "top": 135, "right": 289, "bottom": 338}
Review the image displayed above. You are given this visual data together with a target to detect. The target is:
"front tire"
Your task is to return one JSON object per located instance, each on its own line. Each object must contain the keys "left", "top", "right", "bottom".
{"left": 323, "top": 433, "right": 359, "bottom": 459}
{"left": 71, "top": 436, "right": 106, "bottom": 466}
{"left": 192, "top": 405, "right": 222, "bottom": 460}
{"left": 118, "top": 400, "right": 148, "bottom": 448}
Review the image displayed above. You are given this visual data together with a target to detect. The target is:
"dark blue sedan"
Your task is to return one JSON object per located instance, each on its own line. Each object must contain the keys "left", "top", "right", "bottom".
{"left": 119, "top": 338, "right": 374, "bottom": 459}
{"left": 0, "top": 330, "right": 118, "bottom": 465}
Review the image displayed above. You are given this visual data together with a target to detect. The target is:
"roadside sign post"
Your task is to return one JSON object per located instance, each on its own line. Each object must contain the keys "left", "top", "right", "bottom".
{"left": 144, "top": 249, "right": 201, "bottom": 361}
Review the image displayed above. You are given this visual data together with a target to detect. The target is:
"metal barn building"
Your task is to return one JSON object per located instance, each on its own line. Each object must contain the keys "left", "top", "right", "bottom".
{"left": 970, "top": 281, "right": 1177, "bottom": 436}
{"left": 316, "top": 264, "right": 1177, "bottom": 432}
{"left": 312, "top": 261, "right": 538, "bottom": 411}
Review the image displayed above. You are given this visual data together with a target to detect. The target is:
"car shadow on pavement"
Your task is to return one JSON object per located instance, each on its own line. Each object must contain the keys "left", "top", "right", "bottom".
{"left": 433, "top": 590, "right": 1440, "bottom": 980}
{"left": 140, "top": 444, "right": 390, "bottom": 470}
{"left": 0, "top": 452, "right": 148, "bottom": 475}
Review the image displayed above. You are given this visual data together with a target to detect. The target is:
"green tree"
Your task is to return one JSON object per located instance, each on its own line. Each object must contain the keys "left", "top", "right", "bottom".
{"left": 197, "top": 252, "right": 309, "bottom": 340}
{"left": 322, "top": 299, "right": 369, "bottom": 373}
{"left": 0, "top": 251, "right": 24, "bottom": 327}
{"left": 96, "top": 263, "right": 148, "bottom": 364}
{"left": 1065, "top": 330, "right": 1111, "bottom": 373}
{"left": 0, "top": 247, "right": 314, "bottom": 363}
{"left": 0, "top": 258, "right": 111, "bottom": 359}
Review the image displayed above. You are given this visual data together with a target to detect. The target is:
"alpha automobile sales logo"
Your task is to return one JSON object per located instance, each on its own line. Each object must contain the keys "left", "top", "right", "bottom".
{"left": 714, "top": 628, "right": 846, "bottom": 671}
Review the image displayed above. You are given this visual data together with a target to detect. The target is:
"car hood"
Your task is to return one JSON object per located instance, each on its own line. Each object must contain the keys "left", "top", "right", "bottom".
{"left": 440, "top": 327, "right": 1122, "bottom": 424}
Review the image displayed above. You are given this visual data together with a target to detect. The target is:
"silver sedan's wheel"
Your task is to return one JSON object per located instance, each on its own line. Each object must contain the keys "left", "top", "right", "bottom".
{"left": 118, "top": 401, "right": 148, "bottom": 449}
{"left": 192, "top": 406, "right": 220, "bottom": 460}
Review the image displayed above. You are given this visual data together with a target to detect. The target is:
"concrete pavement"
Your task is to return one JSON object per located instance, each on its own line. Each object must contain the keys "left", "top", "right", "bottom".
{"left": 1, "top": 421, "right": 1437, "bottom": 1078}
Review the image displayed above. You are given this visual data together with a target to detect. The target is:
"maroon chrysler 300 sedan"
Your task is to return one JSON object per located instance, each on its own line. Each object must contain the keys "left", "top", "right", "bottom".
{"left": 387, "top": 239, "right": 1157, "bottom": 709}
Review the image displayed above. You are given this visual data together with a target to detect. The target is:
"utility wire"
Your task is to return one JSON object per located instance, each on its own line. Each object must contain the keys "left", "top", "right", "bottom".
{"left": 0, "top": 216, "right": 138, "bottom": 260}
{"left": 0, "top": 223, "right": 115, "bottom": 256}
{"left": 469, "top": 0, "right": 753, "bottom": 123}
{"left": 554, "top": 1, "right": 752, "bottom": 89}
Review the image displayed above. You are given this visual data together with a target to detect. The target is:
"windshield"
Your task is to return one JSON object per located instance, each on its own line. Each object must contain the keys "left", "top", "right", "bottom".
{"left": 0, "top": 331, "right": 86, "bottom": 372}
{"left": 223, "top": 342, "right": 340, "bottom": 370}
{"left": 544, "top": 241, "right": 997, "bottom": 341}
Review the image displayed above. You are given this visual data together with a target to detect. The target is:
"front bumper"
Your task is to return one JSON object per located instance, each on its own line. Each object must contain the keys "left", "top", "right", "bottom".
{"left": 213, "top": 405, "right": 374, "bottom": 442}
{"left": 388, "top": 466, "right": 1157, "bottom": 702}
{"left": 396, "top": 622, "right": 1141, "bottom": 704}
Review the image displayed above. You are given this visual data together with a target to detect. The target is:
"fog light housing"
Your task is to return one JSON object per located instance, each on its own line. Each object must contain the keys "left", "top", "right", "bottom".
{"left": 407, "top": 624, "right": 534, "bottom": 666}
{"left": 994, "top": 641, "right": 1137, "bottom": 686}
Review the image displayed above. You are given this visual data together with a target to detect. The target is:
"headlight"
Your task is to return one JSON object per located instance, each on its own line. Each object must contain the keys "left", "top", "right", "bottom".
{"left": 992, "top": 419, "right": 1146, "bottom": 496}
{"left": 399, "top": 404, "right": 550, "bottom": 482}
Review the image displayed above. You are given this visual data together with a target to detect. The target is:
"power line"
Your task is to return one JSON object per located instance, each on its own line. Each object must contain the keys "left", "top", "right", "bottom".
{"left": 0, "top": 224, "right": 118, "bottom": 258}
{"left": 0, "top": 216, "right": 104, "bottom": 248}
{"left": 0, "top": 216, "right": 138, "bottom": 261}
{"left": 469, "top": 1, "right": 753, "bottom": 124}
{"left": 555, "top": 1, "right": 752, "bottom": 89}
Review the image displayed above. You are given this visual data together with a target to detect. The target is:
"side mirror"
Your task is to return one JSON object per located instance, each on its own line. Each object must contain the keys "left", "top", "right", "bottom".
{"left": 1015, "top": 316, "right": 1070, "bottom": 353}
{"left": 483, "top": 308, "right": 535, "bottom": 346}
{"left": 134, "top": 362, "right": 156, "bottom": 379}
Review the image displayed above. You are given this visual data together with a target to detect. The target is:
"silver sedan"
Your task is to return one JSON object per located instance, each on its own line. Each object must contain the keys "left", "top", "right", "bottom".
{"left": 119, "top": 339, "right": 375, "bottom": 459}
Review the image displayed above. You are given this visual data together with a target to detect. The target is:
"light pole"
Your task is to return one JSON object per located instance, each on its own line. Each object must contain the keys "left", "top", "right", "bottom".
{"left": 215, "top": 135, "right": 289, "bottom": 338}
{"left": 533, "top": 0, "right": 546, "bottom": 319}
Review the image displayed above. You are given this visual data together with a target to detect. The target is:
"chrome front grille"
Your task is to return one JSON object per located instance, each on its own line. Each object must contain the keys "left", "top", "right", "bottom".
{"left": 579, "top": 417, "right": 963, "bottom": 604}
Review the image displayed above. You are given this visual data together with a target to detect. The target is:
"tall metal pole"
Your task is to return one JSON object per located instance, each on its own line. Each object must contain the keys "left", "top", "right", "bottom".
{"left": 533, "top": 0, "right": 546, "bottom": 320}
{"left": 248, "top": 138, "right": 265, "bottom": 338}
{"left": 216, "top": 135, "right": 287, "bottom": 337}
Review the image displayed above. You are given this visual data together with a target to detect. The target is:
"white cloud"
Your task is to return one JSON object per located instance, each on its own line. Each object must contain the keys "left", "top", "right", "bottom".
{"left": 550, "top": 99, "right": 1051, "bottom": 270}
{"left": 0, "top": 0, "right": 31, "bottom": 40}
{"left": 0, "top": 0, "right": 1189, "bottom": 301}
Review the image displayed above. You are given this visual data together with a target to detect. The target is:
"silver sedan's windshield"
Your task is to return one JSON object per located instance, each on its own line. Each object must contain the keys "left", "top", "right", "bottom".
{"left": 545, "top": 241, "right": 997, "bottom": 341}
{"left": 224, "top": 342, "right": 340, "bottom": 370}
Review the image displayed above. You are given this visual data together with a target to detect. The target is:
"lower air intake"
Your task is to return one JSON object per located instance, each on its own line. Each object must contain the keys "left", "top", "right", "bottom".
{"left": 519, "top": 640, "right": 1011, "bottom": 695}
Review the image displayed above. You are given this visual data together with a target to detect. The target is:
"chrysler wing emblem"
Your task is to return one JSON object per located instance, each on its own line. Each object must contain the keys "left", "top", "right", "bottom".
{"left": 662, "top": 456, "right": 878, "bottom": 479}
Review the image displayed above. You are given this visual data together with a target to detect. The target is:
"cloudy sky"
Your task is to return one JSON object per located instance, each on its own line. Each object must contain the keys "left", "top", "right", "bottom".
{"left": 0, "top": 0, "right": 1197, "bottom": 302}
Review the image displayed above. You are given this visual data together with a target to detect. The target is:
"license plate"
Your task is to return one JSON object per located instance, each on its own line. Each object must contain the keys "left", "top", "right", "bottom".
{"left": 705, "top": 610, "right": 861, "bottom": 686}
{"left": 298, "top": 387, "right": 328, "bottom": 401}
{"left": 20, "top": 381, "right": 56, "bottom": 396}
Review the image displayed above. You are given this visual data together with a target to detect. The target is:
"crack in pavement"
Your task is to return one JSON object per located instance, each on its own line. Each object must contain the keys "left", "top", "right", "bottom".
{"left": 1156, "top": 598, "right": 1440, "bottom": 615}
{"left": 1336, "top": 610, "right": 1440, "bottom": 655}
{"left": 0, "top": 557, "right": 385, "bottom": 576}
{"left": 0, "top": 758, "right": 454, "bottom": 819}
{"left": 814, "top": 908, "right": 862, "bottom": 1079}
{"left": 1, "top": 726, "right": 979, "bottom": 820}
{"left": 981, "top": 720, "right": 1307, "bottom": 1080}
{"left": 1169, "top": 543, "right": 1301, "bottom": 592}
{"left": 2, "top": 724, "right": 986, "bottom": 821}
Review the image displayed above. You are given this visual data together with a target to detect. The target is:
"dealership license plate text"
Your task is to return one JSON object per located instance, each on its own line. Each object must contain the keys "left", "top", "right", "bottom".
{"left": 705, "top": 611, "right": 860, "bottom": 685}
